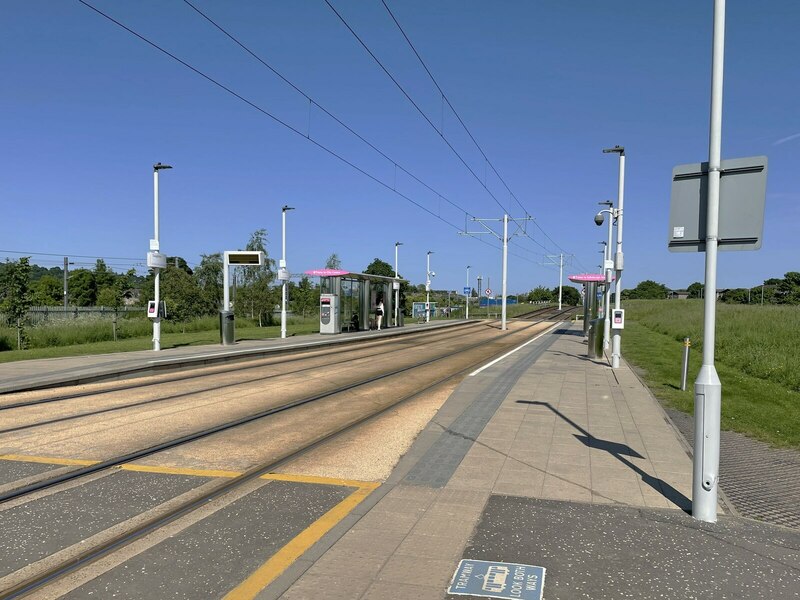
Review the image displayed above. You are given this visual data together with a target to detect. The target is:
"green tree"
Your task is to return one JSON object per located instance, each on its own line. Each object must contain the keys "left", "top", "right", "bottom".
{"left": 623, "top": 280, "right": 669, "bottom": 300}
{"left": 96, "top": 287, "right": 119, "bottom": 308}
{"left": 194, "top": 253, "right": 224, "bottom": 313}
{"left": 687, "top": 282, "right": 703, "bottom": 299}
{"left": 93, "top": 259, "right": 116, "bottom": 289}
{"left": 237, "top": 229, "right": 277, "bottom": 325}
{"left": 69, "top": 269, "right": 97, "bottom": 306}
{"left": 167, "top": 256, "right": 193, "bottom": 275}
{"left": 293, "top": 276, "right": 320, "bottom": 318}
{"left": 528, "top": 285, "right": 553, "bottom": 303}
{"left": 556, "top": 285, "right": 581, "bottom": 306}
{"left": 325, "top": 253, "right": 342, "bottom": 270}
{"left": 31, "top": 275, "right": 63, "bottom": 306}
{"left": 721, "top": 288, "right": 749, "bottom": 304}
{"left": 141, "top": 266, "right": 205, "bottom": 328}
{"left": 776, "top": 272, "right": 800, "bottom": 304}
{"left": 1, "top": 258, "right": 33, "bottom": 349}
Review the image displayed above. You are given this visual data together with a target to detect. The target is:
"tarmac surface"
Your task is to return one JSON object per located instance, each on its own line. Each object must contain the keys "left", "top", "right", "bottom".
{"left": 1, "top": 319, "right": 798, "bottom": 599}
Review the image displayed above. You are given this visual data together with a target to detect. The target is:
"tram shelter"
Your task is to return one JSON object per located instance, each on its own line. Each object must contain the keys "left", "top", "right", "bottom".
{"left": 304, "top": 268, "right": 406, "bottom": 334}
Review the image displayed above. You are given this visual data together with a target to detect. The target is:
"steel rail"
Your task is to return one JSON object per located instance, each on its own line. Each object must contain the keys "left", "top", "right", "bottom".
{"left": 0, "top": 324, "right": 487, "bottom": 435}
{"left": 0, "top": 321, "right": 484, "bottom": 411}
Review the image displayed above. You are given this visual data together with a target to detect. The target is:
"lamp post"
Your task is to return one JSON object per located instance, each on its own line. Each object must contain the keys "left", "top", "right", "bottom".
{"left": 395, "top": 242, "right": 403, "bottom": 326}
{"left": 477, "top": 275, "right": 482, "bottom": 305}
{"left": 426, "top": 251, "right": 434, "bottom": 323}
{"left": 603, "top": 145, "right": 625, "bottom": 368}
{"left": 693, "top": 0, "right": 726, "bottom": 524}
{"left": 152, "top": 162, "right": 172, "bottom": 351}
{"left": 466, "top": 265, "right": 471, "bottom": 320}
{"left": 280, "top": 205, "right": 295, "bottom": 339}
{"left": 595, "top": 201, "right": 615, "bottom": 350}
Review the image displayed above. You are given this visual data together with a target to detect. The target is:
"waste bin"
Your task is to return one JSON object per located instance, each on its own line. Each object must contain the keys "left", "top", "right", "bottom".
{"left": 593, "top": 317, "right": 604, "bottom": 358}
{"left": 220, "top": 310, "right": 235, "bottom": 345}
{"left": 587, "top": 318, "right": 602, "bottom": 359}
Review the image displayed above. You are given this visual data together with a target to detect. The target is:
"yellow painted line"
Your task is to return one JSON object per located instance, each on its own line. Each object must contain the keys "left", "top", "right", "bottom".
{"left": 120, "top": 464, "right": 242, "bottom": 479}
{"left": 224, "top": 480, "right": 379, "bottom": 600}
{"left": 260, "top": 472, "right": 376, "bottom": 490}
{"left": 0, "top": 454, "right": 98, "bottom": 467}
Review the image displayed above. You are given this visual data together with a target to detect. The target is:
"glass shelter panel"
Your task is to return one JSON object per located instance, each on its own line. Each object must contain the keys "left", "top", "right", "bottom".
{"left": 340, "top": 278, "right": 361, "bottom": 332}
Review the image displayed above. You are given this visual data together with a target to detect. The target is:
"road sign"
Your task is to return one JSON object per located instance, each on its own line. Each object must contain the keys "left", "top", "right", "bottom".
{"left": 448, "top": 559, "right": 545, "bottom": 600}
{"left": 668, "top": 155, "right": 767, "bottom": 252}
{"left": 485, "top": 288, "right": 493, "bottom": 297}
{"left": 463, "top": 287, "right": 471, "bottom": 295}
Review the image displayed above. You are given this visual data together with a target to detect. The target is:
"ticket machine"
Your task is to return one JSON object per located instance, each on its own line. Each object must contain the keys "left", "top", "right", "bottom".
{"left": 320, "top": 294, "right": 340, "bottom": 334}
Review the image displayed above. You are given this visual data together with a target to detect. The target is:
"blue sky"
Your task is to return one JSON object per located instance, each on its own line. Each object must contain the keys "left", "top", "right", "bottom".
{"left": 2, "top": 1, "right": 798, "bottom": 294}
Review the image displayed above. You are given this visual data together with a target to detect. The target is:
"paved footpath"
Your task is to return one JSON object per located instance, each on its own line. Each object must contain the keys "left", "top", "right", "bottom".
{"left": 270, "top": 324, "right": 800, "bottom": 600}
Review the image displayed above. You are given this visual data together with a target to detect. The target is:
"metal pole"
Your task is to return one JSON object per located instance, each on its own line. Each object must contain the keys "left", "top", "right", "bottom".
{"left": 426, "top": 251, "right": 433, "bottom": 323}
{"left": 611, "top": 152, "right": 625, "bottom": 368}
{"left": 501, "top": 214, "right": 508, "bottom": 330}
{"left": 681, "top": 338, "right": 692, "bottom": 391}
{"left": 604, "top": 212, "right": 613, "bottom": 349}
{"left": 466, "top": 265, "right": 470, "bottom": 320}
{"left": 63, "top": 257, "right": 68, "bottom": 309}
{"left": 223, "top": 254, "right": 230, "bottom": 311}
{"left": 281, "top": 207, "right": 288, "bottom": 339}
{"left": 558, "top": 253, "right": 563, "bottom": 310}
{"left": 693, "top": 0, "right": 725, "bottom": 524}
{"left": 395, "top": 242, "right": 402, "bottom": 326}
{"left": 153, "top": 168, "right": 161, "bottom": 352}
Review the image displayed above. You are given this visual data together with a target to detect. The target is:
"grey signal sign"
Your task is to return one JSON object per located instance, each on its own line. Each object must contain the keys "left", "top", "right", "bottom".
{"left": 668, "top": 155, "right": 767, "bottom": 252}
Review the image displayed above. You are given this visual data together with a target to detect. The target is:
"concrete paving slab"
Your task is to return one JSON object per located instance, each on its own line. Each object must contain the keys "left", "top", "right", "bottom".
{"left": 0, "top": 458, "right": 60, "bottom": 486}
{"left": 0, "top": 469, "right": 204, "bottom": 578}
{"left": 63, "top": 479, "right": 354, "bottom": 599}
{"left": 454, "top": 495, "right": 800, "bottom": 600}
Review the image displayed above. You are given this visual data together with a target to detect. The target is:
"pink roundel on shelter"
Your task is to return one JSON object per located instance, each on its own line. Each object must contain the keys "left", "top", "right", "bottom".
{"left": 304, "top": 269, "right": 350, "bottom": 277}
{"left": 568, "top": 273, "right": 607, "bottom": 283}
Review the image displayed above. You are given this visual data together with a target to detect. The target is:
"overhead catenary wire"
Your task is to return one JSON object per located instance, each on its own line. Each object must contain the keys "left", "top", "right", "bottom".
{"left": 380, "top": 0, "right": 528, "bottom": 218}
{"left": 323, "top": 0, "right": 510, "bottom": 215}
{"left": 329, "top": 0, "right": 584, "bottom": 266}
{"left": 180, "top": 0, "right": 469, "bottom": 220}
{"left": 380, "top": 0, "right": 588, "bottom": 270}
{"left": 76, "top": 1, "right": 541, "bottom": 266}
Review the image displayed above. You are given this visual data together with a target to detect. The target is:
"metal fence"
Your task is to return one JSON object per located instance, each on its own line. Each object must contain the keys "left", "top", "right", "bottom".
{"left": 1, "top": 306, "right": 145, "bottom": 327}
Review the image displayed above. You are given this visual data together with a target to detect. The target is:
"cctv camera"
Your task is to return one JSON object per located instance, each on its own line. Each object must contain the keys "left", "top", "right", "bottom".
{"left": 594, "top": 213, "right": 605, "bottom": 226}
{"left": 431, "top": 271, "right": 436, "bottom": 277}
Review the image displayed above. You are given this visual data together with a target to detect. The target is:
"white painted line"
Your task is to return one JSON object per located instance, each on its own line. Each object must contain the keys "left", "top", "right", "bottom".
{"left": 469, "top": 321, "right": 563, "bottom": 377}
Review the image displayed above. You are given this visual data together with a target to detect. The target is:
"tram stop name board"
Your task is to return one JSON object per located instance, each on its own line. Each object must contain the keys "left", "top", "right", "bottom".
{"left": 448, "top": 559, "right": 545, "bottom": 600}
{"left": 668, "top": 155, "right": 767, "bottom": 252}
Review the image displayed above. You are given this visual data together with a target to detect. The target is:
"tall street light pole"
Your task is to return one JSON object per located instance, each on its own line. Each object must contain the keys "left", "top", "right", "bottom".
{"left": 693, "top": 0, "right": 726, "bottom": 524}
{"left": 280, "top": 205, "right": 295, "bottom": 339}
{"left": 395, "top": 242, "right": 402, "bottom": 326}
{"left": 152, "top": 162, "right": 172, "bottom": 351}
{"left": 596, "top": 201, "right": 614, "bottom": 350}
{"left": 466, "top": 265, "right": 471, "bottom": 320}
{"left": 426, "top": 251, "right": 434, "bottom": 323}
{"left": 603, "top": 145, "right": 625, "bottom": 368}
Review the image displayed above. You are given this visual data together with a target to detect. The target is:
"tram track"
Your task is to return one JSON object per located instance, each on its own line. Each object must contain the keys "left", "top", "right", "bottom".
{"left": 0, "top": 323, "right": 491, "bottom": 436}
{"left": 0, "top": 317, "right": 566, "bottom": 599}
{"left": 0, "top": 317, "right": 556, "bottom": 503}
{"left": 0, "top": 321, "right": 485, "bottom": 411}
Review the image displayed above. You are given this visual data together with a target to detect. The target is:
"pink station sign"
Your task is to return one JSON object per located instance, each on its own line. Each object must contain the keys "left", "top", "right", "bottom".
{"left": 303, "top": 269, "right": 350, "bottom": 277}
{"left": 567, "top": 273, "right": 608, "bottom": 283}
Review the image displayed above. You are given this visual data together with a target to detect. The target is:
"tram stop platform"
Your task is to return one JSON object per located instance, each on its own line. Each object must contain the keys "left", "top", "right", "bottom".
{"left": 271, "top": 322, "right": 800, "bottom": 600}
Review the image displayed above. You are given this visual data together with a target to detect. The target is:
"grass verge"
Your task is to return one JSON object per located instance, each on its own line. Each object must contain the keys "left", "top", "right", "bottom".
{"left": 0, "top": 320, "right": 320, "bottom": 364}
{"left": 623, "top": 318, "right": 800, "bottom": 449}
